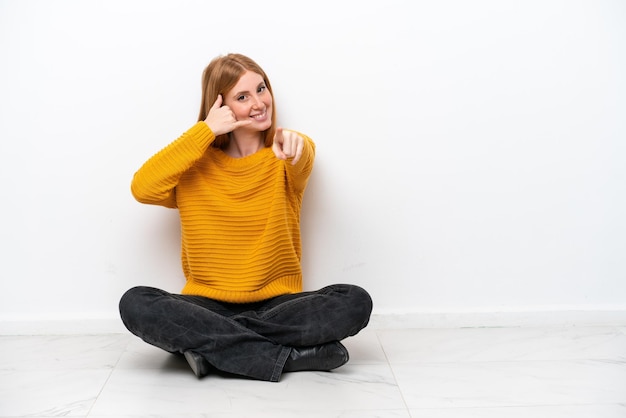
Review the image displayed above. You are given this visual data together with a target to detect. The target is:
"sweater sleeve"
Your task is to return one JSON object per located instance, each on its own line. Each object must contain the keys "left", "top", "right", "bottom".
{"left": 130, "top": 122, "right": 216, "bottom": 208}
{"left": 284, "top": 132, "right": 315, "bottom": 194}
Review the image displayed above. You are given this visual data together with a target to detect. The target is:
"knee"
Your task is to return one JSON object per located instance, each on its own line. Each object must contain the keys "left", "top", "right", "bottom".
{"left": 328, "top": 284, "right": 373, "bottom": 326}
{"left": 118, "top": 286, "right": 158, "bottom": 329}
{"left": 119, "top": 286, "right": 141, "bottom": 314}
{"left": 348, "top": 285, "right": 373, "bottom": 322}
{"left": 119, "top": 287, "right": 139, "bottom": 327}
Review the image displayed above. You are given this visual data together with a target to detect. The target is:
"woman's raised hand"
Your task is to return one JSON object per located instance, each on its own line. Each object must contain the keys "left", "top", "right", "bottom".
{"left": 272, "top": 127, "right": 304, "bottom": 165}
{"left": 204, "top": 95, "right": 252, "bottom": 135}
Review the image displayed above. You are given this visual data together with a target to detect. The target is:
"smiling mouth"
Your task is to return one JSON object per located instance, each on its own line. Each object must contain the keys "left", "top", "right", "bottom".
{"left": 251, "top": 110, "right": 267, "bottom": 120}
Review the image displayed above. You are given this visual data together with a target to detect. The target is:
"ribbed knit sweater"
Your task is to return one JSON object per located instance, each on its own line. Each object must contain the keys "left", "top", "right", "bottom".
{"left": 131, "top": 122, "right": 315, "bottom": 303}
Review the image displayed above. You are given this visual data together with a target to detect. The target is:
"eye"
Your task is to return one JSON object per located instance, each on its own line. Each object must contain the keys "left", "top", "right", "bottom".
{"left": 257, "top": 85, "right": 266, "bottom": 93}
{"left": 237, "top": 94, "right": 247, "bottom": 101}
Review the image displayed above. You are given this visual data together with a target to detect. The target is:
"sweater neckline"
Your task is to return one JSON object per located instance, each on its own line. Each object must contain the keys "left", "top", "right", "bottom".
{"left": 210, "top": 146, "right": 273, "bottom": 167}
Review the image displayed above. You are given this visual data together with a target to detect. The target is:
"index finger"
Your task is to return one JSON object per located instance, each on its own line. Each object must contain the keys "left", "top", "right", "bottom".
{"left": 291, "top": 138, "right": 304, "bottom": 165}
{"left": 274, "top": 127, "right": 284, "bottom": 143}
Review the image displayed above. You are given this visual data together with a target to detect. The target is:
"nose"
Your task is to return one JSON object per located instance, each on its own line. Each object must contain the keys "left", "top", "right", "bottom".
{"left": 251, "top": 94, "right": 263, "bottom": 109}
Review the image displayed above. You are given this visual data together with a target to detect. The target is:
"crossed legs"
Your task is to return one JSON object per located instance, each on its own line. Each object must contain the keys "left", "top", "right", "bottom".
{"left": 119, "top": 284, "right": 372, "bottom": 381}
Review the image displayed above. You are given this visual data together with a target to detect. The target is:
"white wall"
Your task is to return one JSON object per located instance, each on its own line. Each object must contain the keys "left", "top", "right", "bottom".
{"left": 1, "top": 0, "right": 625, "bottom": 332}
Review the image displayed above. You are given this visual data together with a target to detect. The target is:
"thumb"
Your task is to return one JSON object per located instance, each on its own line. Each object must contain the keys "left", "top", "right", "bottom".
{"left": 211, "top": 94, "right": 223, "bottom": 110}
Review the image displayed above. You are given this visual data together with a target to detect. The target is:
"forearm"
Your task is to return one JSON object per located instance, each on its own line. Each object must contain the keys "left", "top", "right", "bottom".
{"left": 131, "top": 122, "right": 215, "bottom": 207}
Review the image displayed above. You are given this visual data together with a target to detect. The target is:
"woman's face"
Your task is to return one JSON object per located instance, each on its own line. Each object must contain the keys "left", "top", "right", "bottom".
{"left": 223, "top": 70, "right": 273, "bottom": 133}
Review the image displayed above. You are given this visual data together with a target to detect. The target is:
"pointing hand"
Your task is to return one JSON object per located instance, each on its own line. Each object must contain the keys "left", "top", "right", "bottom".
{"left": 272, "top": 127, "right": 304, "bottom": 165}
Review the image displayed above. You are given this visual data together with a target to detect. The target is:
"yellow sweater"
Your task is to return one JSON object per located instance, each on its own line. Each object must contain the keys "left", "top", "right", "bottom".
{"left": 131, "top": 122, "right": 315, "bottom": 303}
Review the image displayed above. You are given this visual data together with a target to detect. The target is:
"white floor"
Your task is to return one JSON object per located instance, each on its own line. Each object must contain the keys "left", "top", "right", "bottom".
{"left": 1, "top": 326, "right": 625, "bottom": 417}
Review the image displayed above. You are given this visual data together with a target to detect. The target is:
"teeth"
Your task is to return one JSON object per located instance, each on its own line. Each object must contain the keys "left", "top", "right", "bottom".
{"left": 252, "top": 111, "right": 266, "bottom": 119}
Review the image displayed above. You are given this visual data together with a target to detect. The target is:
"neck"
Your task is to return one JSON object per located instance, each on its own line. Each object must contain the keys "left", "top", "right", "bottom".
{"left": 226, "top": 132, "right": 264, "bottom": 158}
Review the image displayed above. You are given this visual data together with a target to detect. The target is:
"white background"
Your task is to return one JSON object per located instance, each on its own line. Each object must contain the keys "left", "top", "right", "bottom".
{"left": 1, "top": 0, "right": 625, "bottom": 328}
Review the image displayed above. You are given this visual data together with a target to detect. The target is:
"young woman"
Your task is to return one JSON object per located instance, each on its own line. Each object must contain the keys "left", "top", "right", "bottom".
{"left": 119, "top": 53, "right": 372, "bottom": 382}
